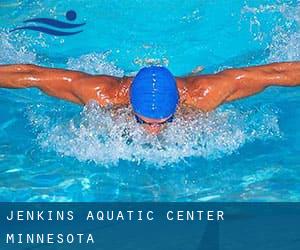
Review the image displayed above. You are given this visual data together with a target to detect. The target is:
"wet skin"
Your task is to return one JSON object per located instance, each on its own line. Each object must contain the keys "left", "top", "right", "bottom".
{"left": 0, "top": 62, "right": 300, "bottom": 133}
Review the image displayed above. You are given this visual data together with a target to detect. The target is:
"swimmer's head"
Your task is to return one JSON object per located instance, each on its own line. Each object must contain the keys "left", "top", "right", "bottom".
{"left": 129, "top": 66, "right": 179, "bottom": 130}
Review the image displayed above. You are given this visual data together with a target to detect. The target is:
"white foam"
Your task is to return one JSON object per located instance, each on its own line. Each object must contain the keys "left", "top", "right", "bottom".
{"left": 26, "top": 101, "right": 281, "bottom": 167}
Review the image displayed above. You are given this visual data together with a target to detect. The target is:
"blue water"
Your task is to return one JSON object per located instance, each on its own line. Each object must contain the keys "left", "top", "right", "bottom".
{"left": 0, "top": 0, "right": 299, "bottom": 201}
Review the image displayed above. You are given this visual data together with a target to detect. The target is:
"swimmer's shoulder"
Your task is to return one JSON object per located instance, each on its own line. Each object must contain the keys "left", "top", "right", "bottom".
{"left": 176, "top": 73, "right": 237, "bottom": 112}
{"left": 72, "top": 75, "right": 132, "bottom": 106}
{"left": 176, "top": 75, "right": 212, "bottom": 106}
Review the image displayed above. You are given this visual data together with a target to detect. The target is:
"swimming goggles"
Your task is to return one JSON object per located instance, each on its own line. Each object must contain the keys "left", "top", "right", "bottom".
{"left": 135, "top": 115, "right": 174, "bottom": 125}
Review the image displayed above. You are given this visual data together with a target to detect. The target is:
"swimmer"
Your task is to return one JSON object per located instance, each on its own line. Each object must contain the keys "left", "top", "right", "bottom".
{"left": 0, "top": 62, "right": 300, "bottom": 134}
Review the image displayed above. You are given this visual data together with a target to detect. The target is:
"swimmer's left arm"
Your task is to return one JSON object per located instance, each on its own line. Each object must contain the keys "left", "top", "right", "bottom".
{"left": 224, "top": 62, "right": 300, "bottom": 102}
{"left": 182, "top": 62, "right": 300, "bottom": 111}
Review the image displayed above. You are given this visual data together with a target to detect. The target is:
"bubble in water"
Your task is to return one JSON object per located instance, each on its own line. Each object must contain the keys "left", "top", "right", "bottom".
{"left": 26, "top": 101, "right": 281, "bottom": 167}
{"left": 181, "top": 8, "right": 201, "bottom": 23}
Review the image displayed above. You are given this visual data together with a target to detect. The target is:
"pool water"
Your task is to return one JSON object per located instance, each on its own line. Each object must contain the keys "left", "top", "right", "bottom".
{"left": 0, "top": 0, "right": 299, "bottom": 201}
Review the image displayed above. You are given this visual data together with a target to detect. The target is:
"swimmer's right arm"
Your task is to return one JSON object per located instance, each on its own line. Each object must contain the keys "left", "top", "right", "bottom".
{"left": 0, "top": 64, "right": 130, "bottom": 106}
{"left": 0, "top": 64, "right": 88, "bottom": 104}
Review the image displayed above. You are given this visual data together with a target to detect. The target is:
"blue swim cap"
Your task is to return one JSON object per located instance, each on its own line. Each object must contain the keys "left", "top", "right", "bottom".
{"left": 130, "top": 66, "right": 179, "bottom": 120}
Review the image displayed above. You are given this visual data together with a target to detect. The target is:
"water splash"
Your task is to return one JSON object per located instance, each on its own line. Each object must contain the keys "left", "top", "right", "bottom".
{"left": 242, "top": 2, "right": 300, "bottom": 62}
{"left": 26, "top": 101, "right": 281, "bottom": 167}
{"left": 268, "top": 4, "right": 300, "bottom": 62}
{"left": 0, "top": 31, "right": 36, "bottom": 64}
{"left": 67, "top": 51, "right": 124, "bottom": 76}
{"left": 133, "top": 57, "right": 169, "bottom": 67}
{"left": 242, "top": 3, "right": 288, "bottom": 15}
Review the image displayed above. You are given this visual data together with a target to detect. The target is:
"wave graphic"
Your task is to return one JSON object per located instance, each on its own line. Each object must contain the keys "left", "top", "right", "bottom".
{"left": 10, "top": 10, "right": 85, "bottom": 36}
{"left": 10, "top": 26, "right": 83, "bottom": 36}
{"left": 23, "top": 18, "right": 85, "bottom": 29}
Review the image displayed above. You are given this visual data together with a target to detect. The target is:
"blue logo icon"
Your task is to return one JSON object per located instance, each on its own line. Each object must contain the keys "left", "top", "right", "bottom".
{"left": 10, "top": 10, "right": 85, "bottom": 36}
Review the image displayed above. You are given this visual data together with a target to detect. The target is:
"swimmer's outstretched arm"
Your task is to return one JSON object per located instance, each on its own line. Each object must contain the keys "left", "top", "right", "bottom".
{"left": 183, "top": 62, "right": 300, "bottom": 111}
{"left": 0, "top": 64, "right": 130, "bottom": 106}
